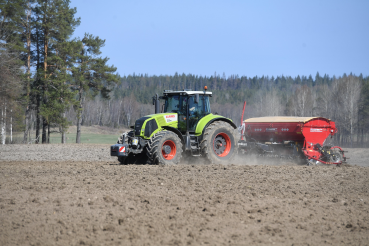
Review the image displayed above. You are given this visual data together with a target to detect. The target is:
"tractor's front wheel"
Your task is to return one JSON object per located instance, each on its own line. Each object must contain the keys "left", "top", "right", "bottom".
{"left": 118, "top": 156, "right": 128, "bottom": 164}
{"left": 119, "top": 153, "right": 149, "bottom": 165}
{"left": 201, "top": 121, "right": 237, "bottom": 164}
{"left": 146, "top": 131, "right": 183, "bottom": 165}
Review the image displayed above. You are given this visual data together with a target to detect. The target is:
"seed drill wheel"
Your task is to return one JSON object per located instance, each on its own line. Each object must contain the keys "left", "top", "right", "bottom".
{"left": 201, "top": 121, "right": 237, "bottom": 164}
{"left": 146, "top": 131, "right": 183, "bottom": 165}
{"left": 329, "top": 147, "right": 344, "bottom": 164}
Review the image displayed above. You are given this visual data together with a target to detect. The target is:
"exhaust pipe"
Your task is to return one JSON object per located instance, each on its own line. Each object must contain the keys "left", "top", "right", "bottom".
{"left": 153, "top": 94, "right": 160, "bottom": 113}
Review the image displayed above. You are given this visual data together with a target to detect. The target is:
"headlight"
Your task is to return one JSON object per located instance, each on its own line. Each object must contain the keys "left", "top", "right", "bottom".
{"left": 132, "top": 138, "right": 139, "bottom": 147}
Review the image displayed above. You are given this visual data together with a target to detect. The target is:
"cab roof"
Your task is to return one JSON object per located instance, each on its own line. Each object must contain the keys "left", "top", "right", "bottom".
{"left": 163, "top": 90, "right": 212, "bottom": 96}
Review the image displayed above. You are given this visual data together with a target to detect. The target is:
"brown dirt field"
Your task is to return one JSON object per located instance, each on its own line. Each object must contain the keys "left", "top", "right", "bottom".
{"left": 0, "top": 145, "right": 368, "bottom": 245}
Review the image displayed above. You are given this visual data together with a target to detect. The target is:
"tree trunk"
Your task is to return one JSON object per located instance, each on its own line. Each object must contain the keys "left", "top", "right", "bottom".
{"left": 10, "top": 109, "right": 12, "bottom": 144}
{"left": 23, "top": 5, "right": 32, "bottom": 144}
{"left": 29, "top": 112, "right": 32, "bottom": 143}
{"left": 35, "top": 24, "right": 41, "bottom": 144}
{"left": 47, "top": 123, "right": 50, "bottom": 143}
{"left": 42, "top": 116, "right": 47, "bottom": 143}
{"left": 42, "top": 25, "right": 49, "bottom": 144}
{"left": 36, "top": 94, "right": 41, "bottom": 143}
{"left": 76, "top": 107, "right": 82, "bottom": 143}
{"left": 41, "top": 87, "right": 48, "bottom": 143}
{"left": 1, "top": 103, "right": 5, "bottom": 145}
{"left": 61, "top": 112, "right": 66, "bottom": 144}
{"left": 76, "top": 90, "right": 83, "bottom": 143}
{"left": 361, "top": 128, "right": 364, "bottom": 147}
{"left": 23, "top": 107, "right": 30, "bottom": 143}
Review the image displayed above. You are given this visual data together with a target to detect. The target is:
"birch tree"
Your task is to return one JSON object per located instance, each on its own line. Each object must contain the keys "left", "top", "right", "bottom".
{"left": 337, "top": 76, "right": 361, "bottom": 146}
{"left": 122, "top": 93, "right": 137, "bottom": 127}
{"left": 293, "top": 85, "right": 313, "bottom": 116}
{"left": 0, "top": 40, "right": 22, "bottom": 144}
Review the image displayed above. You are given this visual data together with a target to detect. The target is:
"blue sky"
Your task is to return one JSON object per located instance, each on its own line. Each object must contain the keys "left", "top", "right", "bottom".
{"left": 70, "top": 0, "right": 369, "bottom": 78}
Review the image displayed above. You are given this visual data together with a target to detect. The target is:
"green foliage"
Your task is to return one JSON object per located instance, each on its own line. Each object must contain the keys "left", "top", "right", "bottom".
{"left": 33, "top": 0, "right": 80, "bottom": 142}
{"left": 69, "top": 33, "right": 119, "bottom": 99}
{"left": 1, "top": 0, "right": 118, "bottom": 143}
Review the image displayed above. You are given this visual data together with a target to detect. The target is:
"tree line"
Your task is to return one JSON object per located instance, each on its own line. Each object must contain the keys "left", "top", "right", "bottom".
{"left": 62, "top": 72, "right": 367, "bottom": 147}
{"left": 1, "top": 1, "right": 368, "bottom": 147}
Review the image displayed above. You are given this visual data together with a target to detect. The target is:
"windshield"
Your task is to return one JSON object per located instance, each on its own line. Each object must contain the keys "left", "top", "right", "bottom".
{"left": 164, "top": 94, "right": 211, "bottom": 115}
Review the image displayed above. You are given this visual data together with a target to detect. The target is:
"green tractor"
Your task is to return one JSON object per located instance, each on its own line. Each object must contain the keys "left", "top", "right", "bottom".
{"left": 110, "top": 87, "right": 237, "bottom": 165}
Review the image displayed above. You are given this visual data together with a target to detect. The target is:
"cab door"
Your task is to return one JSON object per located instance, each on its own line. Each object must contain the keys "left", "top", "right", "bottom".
{"left": 188, "top": 95, "right": 210, "bottom": 131}
{"left": 177, "top": 95, "right": 188, "bottom": 133}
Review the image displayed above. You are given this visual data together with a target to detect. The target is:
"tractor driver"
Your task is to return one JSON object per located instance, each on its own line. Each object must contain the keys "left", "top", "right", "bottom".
{"left": 188, "top": 96, "right": 200, "bottom": 130}
{"left": 188, "top": 97, "right": 198, "bottom": 116}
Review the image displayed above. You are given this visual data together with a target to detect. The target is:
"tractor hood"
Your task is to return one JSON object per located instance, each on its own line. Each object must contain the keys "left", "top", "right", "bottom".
{"left": 134, "top": 113, "right": 178, "bottom": 138}
{"left": 145, "top": 113, "right": 179, "bottom": 127}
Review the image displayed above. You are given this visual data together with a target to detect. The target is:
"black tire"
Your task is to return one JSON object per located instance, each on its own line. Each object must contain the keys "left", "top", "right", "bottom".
{"left": 118, "top": 156, "right": 128, "bottom": 164}
{"left": 146, "top": 131, "right": 183, "bottom": 165}
{"left": 200, "top": 121, "right": 237, "bottom": 164}
{"left": 119, "top": 153, "right": 149, "bottom": 165}
{"left": 329, "top": 148, "right": 342, "bottom": 163}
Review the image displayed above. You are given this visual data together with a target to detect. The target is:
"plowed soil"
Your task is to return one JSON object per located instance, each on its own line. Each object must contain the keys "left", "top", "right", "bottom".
{"left": 0, "top": 144, "right": 368, "bottom": 245}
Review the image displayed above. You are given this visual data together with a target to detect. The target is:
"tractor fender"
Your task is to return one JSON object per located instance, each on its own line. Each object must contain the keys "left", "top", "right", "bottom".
{"left": 161, "top": 126, "right": 185, "bottom": 144}
{"left": 196, "top": 115, "right": 237, "bottom": 135}
{"left": 204, "top": 117, "right": 237, "bottom": 132}
{"left": 197, "top": 117, "right": 237, "bottom": 145}
{"left": 199, "top": 117, "right": 237, "bottom": 141}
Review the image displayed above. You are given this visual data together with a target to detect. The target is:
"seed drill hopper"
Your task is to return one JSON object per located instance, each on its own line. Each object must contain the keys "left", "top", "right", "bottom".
{"left": 238, "top": 116, "right": 346, "bottom": 165}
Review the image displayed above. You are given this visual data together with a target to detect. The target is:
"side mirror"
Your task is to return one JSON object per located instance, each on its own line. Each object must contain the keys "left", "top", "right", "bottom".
{"left": 195, "top": 94, "right": 199, "bottom": 104}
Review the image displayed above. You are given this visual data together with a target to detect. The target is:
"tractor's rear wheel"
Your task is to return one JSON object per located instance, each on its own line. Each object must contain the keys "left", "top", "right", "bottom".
{"left": 146, "top": 131, "right": 183, "bottom": 165}
{"left": 200, "top": 121, "right": 237, "bottom": 164}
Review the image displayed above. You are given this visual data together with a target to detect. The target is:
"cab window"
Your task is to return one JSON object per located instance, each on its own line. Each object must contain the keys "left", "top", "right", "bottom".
{"left": 164, "top": 95, "right": 180, "bottom": 113}
{"left": 188, "top": 95, "right": 210, "bottom": 116}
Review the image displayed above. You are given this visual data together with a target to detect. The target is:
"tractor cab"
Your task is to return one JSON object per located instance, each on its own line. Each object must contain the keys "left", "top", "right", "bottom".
{"left": 159, "top": 89, "right": 212, "bottom": 133}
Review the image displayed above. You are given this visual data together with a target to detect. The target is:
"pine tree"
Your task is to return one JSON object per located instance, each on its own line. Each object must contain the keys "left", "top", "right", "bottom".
{"left": 69, "top": 34, "right": 119, "bottom": 143}
{"left": 34, "top": 0, "right": 80, "bottom": 143}
{"left": 41, "top": 40, "right": 78, "bottom": 143}
{"left": 315, "top": 72, "right": 322, "bottom": 86}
